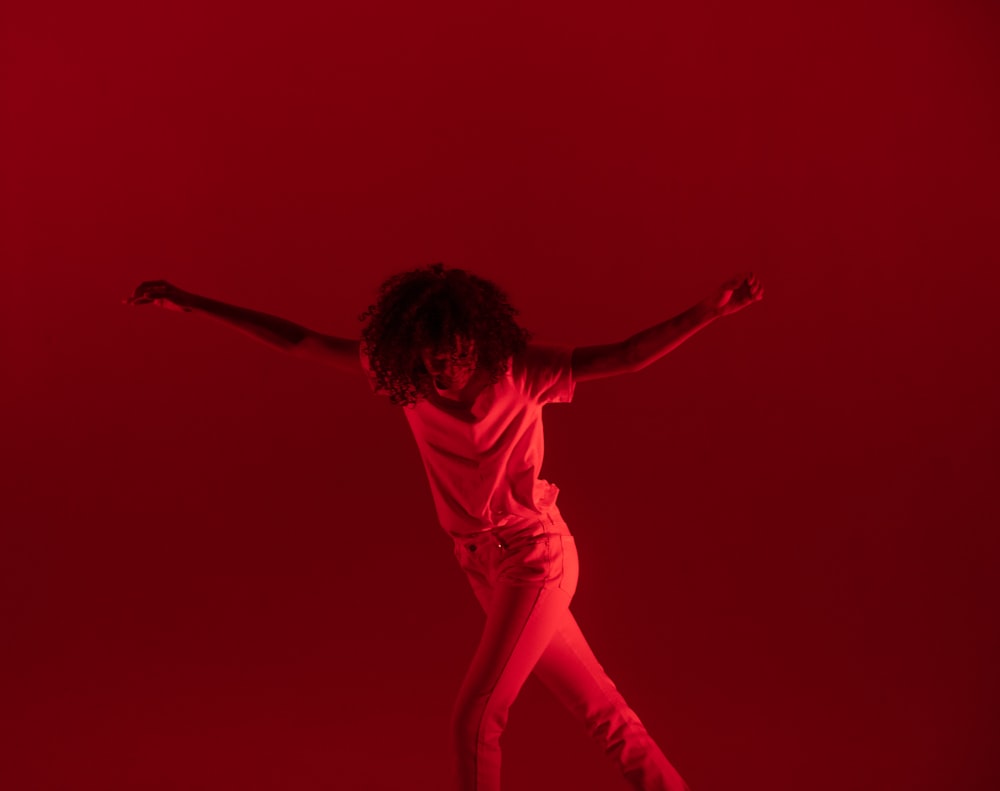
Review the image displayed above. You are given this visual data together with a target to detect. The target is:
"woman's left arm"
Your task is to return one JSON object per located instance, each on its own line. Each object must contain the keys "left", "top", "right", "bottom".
{"left": 571, "top": 272, "right": 764, "bottom": 383}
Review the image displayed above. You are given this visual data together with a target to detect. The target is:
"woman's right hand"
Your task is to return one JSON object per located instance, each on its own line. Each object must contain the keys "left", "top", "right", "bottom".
{"left": 123, "top": 280, "right": 196, "bottom": 313}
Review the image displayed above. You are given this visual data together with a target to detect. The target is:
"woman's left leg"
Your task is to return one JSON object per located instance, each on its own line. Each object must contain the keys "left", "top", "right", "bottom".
{"left": 531, "top": 610, "right": 691, "bottom": 791}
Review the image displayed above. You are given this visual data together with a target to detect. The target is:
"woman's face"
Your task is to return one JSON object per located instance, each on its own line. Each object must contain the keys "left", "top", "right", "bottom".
{"left": 421, "top": 335, "right": 478, "bottom": 397}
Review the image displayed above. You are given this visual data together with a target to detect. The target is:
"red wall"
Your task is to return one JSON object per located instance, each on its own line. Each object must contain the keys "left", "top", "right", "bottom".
{"left": 3, "top": 1, "right": 998, "bottom": 789}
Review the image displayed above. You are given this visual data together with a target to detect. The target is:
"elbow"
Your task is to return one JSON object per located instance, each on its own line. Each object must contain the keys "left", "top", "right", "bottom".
{"left": 622, "top": 339, "right": 645, "bottom": 372}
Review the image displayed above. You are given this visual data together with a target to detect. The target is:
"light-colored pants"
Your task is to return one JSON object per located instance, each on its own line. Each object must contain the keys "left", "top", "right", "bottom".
{"left": 451, "top": 514, "right": 690, "bottom": 791}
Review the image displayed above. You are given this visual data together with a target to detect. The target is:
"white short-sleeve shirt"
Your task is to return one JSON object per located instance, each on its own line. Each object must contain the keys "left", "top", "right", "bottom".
{"left": 361, "top": 343, "right": 576, "bottom": 538}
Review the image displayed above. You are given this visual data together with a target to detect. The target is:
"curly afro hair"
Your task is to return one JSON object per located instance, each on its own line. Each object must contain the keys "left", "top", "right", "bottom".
{"left": 358, "top": 262, "right": 532, "bottom": 406}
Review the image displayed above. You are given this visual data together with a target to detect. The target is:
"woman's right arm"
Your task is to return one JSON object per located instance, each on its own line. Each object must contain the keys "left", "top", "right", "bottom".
{"left": 124, "top": 280, "right": 362, "bottom": 374}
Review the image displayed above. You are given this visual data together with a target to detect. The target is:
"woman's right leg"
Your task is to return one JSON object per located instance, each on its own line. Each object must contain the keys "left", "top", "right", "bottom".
{"left": 531, "top": 609, "right": 690, "bottom": 791}
{"left": 450, "top": 534, "right": 578, "bottom": 791}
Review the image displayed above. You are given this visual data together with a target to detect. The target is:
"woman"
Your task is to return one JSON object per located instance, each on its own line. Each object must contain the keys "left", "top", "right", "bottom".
{"left": 125, "top": 262, "right": 763, "bottom": 790}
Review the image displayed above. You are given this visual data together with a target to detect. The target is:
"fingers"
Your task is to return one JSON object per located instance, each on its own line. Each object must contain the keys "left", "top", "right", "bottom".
{"left": 123, "top": 280, "right": 174, "bottom": 306}
{"left": 718, "top": 272, "right": 765, "bottom": 314}
{"left": 139, "top": 281, "right": 171, "bottom": 296}
{"left": 737, "top": 272, "right": 765, "bottom": 301}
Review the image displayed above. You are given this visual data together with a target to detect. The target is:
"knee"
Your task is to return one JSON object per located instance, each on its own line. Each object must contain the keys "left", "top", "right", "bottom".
{"left": 574, "top": 687, "right": 642, "bottom": 737}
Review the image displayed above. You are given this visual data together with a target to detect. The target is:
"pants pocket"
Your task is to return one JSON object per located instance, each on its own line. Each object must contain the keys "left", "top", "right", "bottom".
{"left": 498, "top": 534, "right": 576, "bottom": 594}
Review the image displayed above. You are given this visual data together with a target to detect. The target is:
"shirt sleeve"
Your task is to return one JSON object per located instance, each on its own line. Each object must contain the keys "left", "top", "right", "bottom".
{"left": 518, "top": 344, "right": 576, "bottom": 404}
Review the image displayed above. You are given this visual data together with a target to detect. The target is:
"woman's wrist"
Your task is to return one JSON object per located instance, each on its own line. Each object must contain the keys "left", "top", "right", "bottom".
{"left": 181, "top": 292, "right": 210, "bottom": 313}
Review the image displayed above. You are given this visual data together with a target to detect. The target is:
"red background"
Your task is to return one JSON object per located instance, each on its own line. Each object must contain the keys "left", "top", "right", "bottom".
{"left": 3, "top": 1, "right": 998, "bottom": 789}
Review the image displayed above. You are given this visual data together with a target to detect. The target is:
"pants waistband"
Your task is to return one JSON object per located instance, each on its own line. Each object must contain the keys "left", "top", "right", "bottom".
{"left": 453, "top": 513, "right": 571, "bottom": 552}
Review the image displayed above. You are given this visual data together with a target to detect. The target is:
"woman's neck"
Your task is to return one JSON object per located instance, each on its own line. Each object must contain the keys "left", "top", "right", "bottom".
{"left": 434, "top": 367, "right": 491, "bottom": 407}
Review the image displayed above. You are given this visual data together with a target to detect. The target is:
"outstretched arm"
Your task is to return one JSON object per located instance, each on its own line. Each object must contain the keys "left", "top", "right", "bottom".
{"left": 124, "top": 280, "right": 362, "bottom": 374}
{"left": 572, "top": 273, "right": 764, "bottom": 382}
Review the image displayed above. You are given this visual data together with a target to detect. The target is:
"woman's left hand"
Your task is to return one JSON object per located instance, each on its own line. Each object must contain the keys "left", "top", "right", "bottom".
{"left": 704, "top": 273, "right": 764, "bottom": 317}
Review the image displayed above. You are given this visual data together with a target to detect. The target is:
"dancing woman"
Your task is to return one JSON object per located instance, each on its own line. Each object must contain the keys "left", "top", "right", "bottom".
{"left": 126, "top": 262, "right": 763, "bottom": 790}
